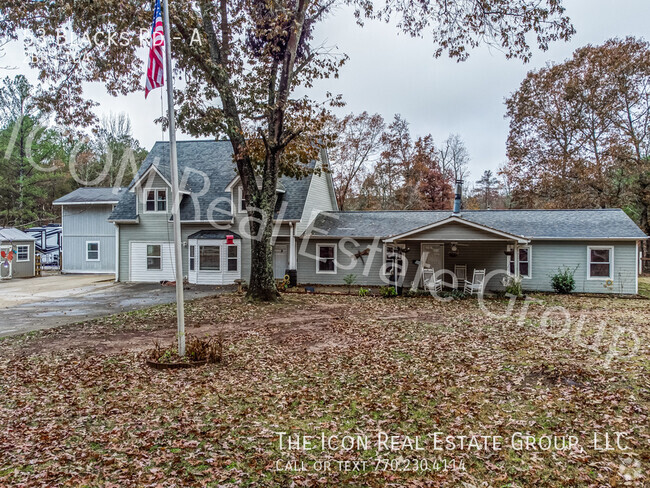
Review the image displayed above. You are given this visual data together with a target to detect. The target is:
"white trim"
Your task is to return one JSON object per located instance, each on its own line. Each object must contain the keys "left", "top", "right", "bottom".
{"left": 114, "top": 223, "right": 120, "bottom": 282}
{"left": 315, "top": 243, "right": 337, "bottom": 274}
{"left": 508, "top": 244, "right": 532, "bottom": 279}
{"left": 143, "top": 188, "right": 168, "bottom": 213}
{"left": 634, "top": 241, "right": 641, "bottom": 295}
{"left": 237, "top": 186, "right": 247, "bottom": 214}
{"left": 587, "top": 245, "right": 614, "bottom": 280}
{"left": 198, "top": 243, "right": 222, "bottom": 272}
{"left": 224, "top": 175, "right": 241, "bottom": 193}
{"left": 54, "top": 201, "right": 121, "bottom": 206}
{"left": 529, "top": 236, "right": 645, "bottom": 241}
{"left": 131, "top": 165, "right": 172, "bottom": 191}
{"left": 16, "top": 245, "right": 30, "bottom": 262}
{"left": 85, "top": 241, "right": 100, "bottom": 262}
{"left": 108, "top": 218, "right": 140, "bottom": 224}
{"left": 289, "top": 222, "right": 296, "bottom": 269}
{"left": 226, "top": 244, "right": 239, "bottom": 272}
{"left": 384, "top": 216, "right": 529, "bottom": 244}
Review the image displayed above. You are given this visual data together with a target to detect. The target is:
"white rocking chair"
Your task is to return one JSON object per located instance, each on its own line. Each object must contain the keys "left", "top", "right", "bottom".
{"left": 422, "top": 268, "right": 443, "bottom": 293}
{"left": 464, "top": 269, "right": 486, "bottom": 295}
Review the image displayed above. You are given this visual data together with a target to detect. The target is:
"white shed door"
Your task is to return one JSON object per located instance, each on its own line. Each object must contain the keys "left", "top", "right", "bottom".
{"left": 129, "top": 242, "right": 175, "bottom": 282}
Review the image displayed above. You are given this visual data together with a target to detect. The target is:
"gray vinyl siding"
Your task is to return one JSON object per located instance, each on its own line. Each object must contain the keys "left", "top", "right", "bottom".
{"left": 296, "top": 156, "right": 337, "bottom": 235}
{"left": 295, "top": 238, "right": 638, "bottom": 294}
{"left": 297, "top": 238, "right": 386, "bottom": 286}
{"left": 0, "top": 240, "right": 34, "bottom": 278}
{"left": 523, "top": 240, "right": 637, "bottom": 294}
{"left": 402, "top": 222, "right": 513, "bottom": 241}
{"left": 61, "top": 205, "right": 116, "bottom": 273}
{"left": 296, "top": 238, "right": 509, "bottom": 289}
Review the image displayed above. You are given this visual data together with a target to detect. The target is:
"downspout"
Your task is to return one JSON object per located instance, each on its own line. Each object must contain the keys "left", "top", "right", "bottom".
{"left": 114, "top": 223, "right": 120, "bottom": 282}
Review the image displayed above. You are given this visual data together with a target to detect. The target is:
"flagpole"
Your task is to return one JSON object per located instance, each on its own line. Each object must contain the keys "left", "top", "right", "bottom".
{"left": 161, "top": 0, "right": 185, "bottom": 356}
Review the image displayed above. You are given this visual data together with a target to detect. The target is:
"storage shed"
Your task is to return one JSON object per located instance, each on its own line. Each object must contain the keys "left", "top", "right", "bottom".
{"left": 0, "top": 228, "right": 36, "bottom": 279}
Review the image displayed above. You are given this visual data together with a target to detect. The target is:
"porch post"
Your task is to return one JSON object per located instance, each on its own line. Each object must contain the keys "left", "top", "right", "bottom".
{"left": 289, "top": 223, "right": 296, "bottom": 269}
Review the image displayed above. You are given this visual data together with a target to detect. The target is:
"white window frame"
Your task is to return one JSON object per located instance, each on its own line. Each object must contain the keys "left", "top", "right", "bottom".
{"left": 227, "top": 245, "right": 238, "bottom": 272}
{"left": 316, "top": 243, "right": 337, "bottom": 274}
{"left": 189, "top": 245, "right": 196, "bottom": 271}
{"left": 237, "top": 186, "right": 247, "bottom": 214}
{"left": 144, "top": 188, "right": 168, "bottom": 213}
{"left": 86, "top": 241, "right": 100, "bottom": 262}
{"left": 146, "top": 244, "right": 162, "bottom": 270}
{"left": 587, "top": 246, "right": 614, "bottom": 280}
{"left": 508, "top": 245, "right": 532, "bottom": 279}
{"left": 199, "top": 245, "right": 221, "bottom": 272}
{"left": 16, "top": 245, "right": 29, "bottom": 262}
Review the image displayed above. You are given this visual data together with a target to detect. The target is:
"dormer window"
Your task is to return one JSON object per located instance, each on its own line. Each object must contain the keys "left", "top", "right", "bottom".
{"left": 146, "top": 189, "right": 167, "bottom": 212}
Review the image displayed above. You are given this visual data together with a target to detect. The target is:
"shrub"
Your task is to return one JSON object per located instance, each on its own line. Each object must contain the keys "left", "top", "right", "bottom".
{"left": 358, "top": 287, "right": 370, "bottom": 297}
{"left": 503, "top": 275, "right": 523, "bottom": 297}
{"left": 380, "top": 285, "right": 397, "bottom": 298}
{"left": 146, "top": 335, "right": 223, "bottom": 364}
{"left": 551, "top": 266, "right": 577, "bottom": 294}
{"left": 343, "top": 274, "right": 357, "bottom": 294}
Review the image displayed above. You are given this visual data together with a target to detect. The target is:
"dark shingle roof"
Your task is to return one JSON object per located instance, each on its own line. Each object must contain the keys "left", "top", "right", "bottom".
{"left": 307, "top": 209, "right": 647, "bottom": 240}
{"left": 109, "top": 141, "right": 314, "bottom": 222}
{"left": 187, "top": 230, "right": 242, "bottom": 240}
{"left": 54, "top": 187, "right": 125, "bottom": 205}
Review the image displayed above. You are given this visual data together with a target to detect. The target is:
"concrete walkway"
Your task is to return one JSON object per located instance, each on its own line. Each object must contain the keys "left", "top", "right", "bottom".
{"left": 0, "top": 276, "right": 221, "bottom": 337}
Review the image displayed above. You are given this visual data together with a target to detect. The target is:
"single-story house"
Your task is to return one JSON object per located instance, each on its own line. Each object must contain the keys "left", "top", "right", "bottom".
{"left": 53, "top": 187, "right": 125, "bottom": 274}
{"left": 0, "top": 228, "right": 36, "bottom": 279}
{"left": 55, "top": 140, "right": 647, "bottom": 294}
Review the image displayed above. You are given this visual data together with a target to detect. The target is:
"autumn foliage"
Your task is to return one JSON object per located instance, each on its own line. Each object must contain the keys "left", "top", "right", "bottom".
{"left": 502, "top": 37, "right": 650, "bottom": 235}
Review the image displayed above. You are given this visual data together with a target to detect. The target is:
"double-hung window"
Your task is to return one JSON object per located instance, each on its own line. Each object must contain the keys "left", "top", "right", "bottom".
{"left": 189, "top": 245, "right": 195, "bottom": 271}
{"left": 146, "top": 189, "right": 167, "bottom": 212}
{"left": 86, "top": 241, "right": 100, "bottom": 261}
{"left": 509, "top": 246, "right": 531, "bottom": 278}
{"left": 588, "top": 246, "right": 613, "bottom": 279}
{"left": 16, "top": 245, "right": 29, "bottom": 262}
{"left": 316, "top": 244, "right": 336, "bottom": 274}
{"left": 227, "top": 245, "right": 238, "bottom": 272}
{"left": 147, "top": 245, "right": 161, "bottom": 270}
{"left": 238, "top": 187, "right": 247, "bottom": 213}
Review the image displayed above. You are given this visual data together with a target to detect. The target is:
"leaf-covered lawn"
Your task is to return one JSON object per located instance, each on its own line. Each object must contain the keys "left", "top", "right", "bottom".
{"left": 1, "top": 293, "right": 648, "bottom": 487}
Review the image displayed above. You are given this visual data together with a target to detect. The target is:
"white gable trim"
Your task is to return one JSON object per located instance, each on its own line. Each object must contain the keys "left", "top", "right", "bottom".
{"left": 384, "top": 216, "right": 529, "bottom": 244}
{"left": 131, "top": 164, "right": 172, "bottom": 191}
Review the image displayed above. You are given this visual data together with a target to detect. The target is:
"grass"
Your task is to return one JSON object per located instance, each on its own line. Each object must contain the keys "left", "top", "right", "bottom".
{"left": 0, "top": 292, "right": 648, "bottom": 486}
{"left": 638, "top": 276, "right": 650, "bottom": 298}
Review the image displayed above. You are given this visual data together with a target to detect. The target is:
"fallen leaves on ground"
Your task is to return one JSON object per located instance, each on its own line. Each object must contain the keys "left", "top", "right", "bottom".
{"left": 0, "top": 293, "right": 648, "bottom": 486}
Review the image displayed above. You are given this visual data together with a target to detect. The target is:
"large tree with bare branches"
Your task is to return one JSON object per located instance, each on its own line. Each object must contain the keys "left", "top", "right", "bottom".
{"left": 0, "top": 0, "right": 573, "bottom": 300}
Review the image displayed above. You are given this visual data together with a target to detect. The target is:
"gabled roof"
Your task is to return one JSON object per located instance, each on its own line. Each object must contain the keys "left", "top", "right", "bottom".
{"left": 384, "top": 215, "right": 529, "bottom": 243}
{"left": 306, "top": 209, "right": 647, "bottom": 240}
{"left": 54, "top": 187, "right": 125, "bottom": 205}
{"left": 110, "top": 140, "right": 315, "bottom": 222}
{"left": 0, "top": 228, "right": 36, "bottom": 242}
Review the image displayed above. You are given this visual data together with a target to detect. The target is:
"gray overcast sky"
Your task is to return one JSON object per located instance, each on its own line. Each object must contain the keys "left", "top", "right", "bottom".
{"left": 2, "top": 0, "right": 649, "bottom": 184}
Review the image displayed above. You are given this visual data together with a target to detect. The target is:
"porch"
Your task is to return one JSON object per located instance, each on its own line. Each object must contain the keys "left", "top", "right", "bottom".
{"left": 384, "top": 217, "right": 530, "bottom": 292}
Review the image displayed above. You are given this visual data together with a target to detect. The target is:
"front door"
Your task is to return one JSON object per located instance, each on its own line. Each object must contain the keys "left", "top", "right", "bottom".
{"left": 273, "top": 244, "right": 288, "bottom": 279}
{"left": 421, "top": 243, "right": 444, "bottom": 272}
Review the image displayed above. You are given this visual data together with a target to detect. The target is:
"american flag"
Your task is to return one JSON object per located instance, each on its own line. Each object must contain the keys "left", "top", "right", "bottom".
{"left": 145, "top": 0, "right": 165, "bottom": 98}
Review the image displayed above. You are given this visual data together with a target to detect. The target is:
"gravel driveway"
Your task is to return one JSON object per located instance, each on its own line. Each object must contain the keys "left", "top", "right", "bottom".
{"left": 0, "top": 276, "right": 221, "bottom": 337}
